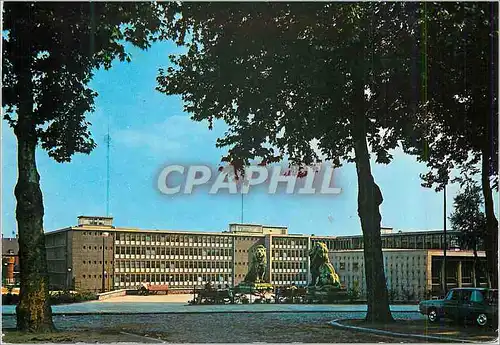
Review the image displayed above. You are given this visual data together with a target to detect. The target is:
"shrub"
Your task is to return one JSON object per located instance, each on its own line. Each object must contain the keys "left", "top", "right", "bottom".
{"left": 2, "top": 293, "right": 19, "bottom": 305}
{"left": 347, "top": 281, "right": 361, "bottom": 301}
{"left": 50, "top": 291, "right": 98, "bottom": 305}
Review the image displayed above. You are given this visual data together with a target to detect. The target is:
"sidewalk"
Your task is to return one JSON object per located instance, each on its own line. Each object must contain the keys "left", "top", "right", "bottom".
{"left": 330, "top": 319, "right": 498, "bottom": 343}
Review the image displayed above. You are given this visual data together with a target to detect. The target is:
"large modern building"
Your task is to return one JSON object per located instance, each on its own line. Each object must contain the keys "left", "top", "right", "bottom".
{"left": 43, "top": 216, "right": 487, "bottom": 300}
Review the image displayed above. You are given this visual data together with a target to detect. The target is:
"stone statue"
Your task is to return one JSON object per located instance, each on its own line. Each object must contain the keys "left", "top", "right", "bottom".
{"left": 244, "top": 244, "right": 267, "bottom": 283}
{"left": 309, "top": 242, "right": 341, "bottom": 288}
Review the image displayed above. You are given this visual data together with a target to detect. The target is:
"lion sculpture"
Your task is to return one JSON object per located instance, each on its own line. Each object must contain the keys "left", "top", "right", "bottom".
{"left": 309, "top": 242, "right": 341, "bottom": 288}
{"left": 244, "top": 244, "right": 267, "bottom": 284}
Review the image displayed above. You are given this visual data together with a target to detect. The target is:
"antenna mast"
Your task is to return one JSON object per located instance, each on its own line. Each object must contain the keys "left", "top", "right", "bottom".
{"left": 106, "top": 120, "right": 111, "bottom": 216}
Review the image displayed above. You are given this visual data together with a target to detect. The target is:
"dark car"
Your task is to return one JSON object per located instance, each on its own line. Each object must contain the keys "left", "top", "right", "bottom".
{"left": 419, "top": 288, "right": 498, "bottom": 327}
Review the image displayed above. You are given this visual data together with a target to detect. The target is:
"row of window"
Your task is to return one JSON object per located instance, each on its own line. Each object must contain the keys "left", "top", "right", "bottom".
{"left": 115, "top": 246, "right": 231, "bottom": 256}
{"left": 82, "top": 245, "right": 112, "bottom": 251}
{"left": 115, "top": 233, "right": 233, "bottom": 245}
{"left": 273, "top": 273, "right": 307, "bottom": 280}
{"left": 114, "top": 273, "right": 232, "bottom": 283}
{"left": 115, "top": 260, "right": 233, "bottom": 269}
{"left": 334, "top": 255, "right": 424, "bottom": 262}
{"left": 338, "top": 262, "right": 360, "bottom": 270}
{"left": 273, "top": 250, "right": 308, "bottom": 258}
{"left": 272, "top": 238, "right": 308, "bottom": 247}
{"left": 272, "top": 262, "right": 307, "bottom": 269}
{"left": 82, "top": 231, "right": 108, "bottom": 236}
{"left": 83, "top": 260, "right": 111, "bottom": 265}
{"left": 314, "top": 234, "right": 462, "bottom": 251}
{"left": 82, "top": 274, "right": 113, "bottom": 279}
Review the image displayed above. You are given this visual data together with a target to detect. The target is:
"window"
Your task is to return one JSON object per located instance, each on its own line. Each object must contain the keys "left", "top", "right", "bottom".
{"left": 470, "top": 290, "right": 484, "bottom": 304}
{"left": 461, "top": 290, "right": 472, "bottom": 303}
{"left": 445, "top": 290, "right": 457, "bottom": 301}
{"left": 339, "top": 263, "right": 345, "bottom": 270}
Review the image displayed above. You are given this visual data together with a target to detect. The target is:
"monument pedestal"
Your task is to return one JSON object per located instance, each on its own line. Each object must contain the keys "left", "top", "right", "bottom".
{"left": 235, "top": 282, "right": 273, "bottom": 294}
{"left": 306, "top": 285, "right": 349, "bottom": 304}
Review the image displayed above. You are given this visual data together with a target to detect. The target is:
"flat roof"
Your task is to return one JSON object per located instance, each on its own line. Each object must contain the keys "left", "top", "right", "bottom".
{"left": 311, "top": 229, "right": 459, "bottom": 239}
{"left": 45, "top": 226, "right": 263, "bottom": 237}
{"left": 78, "top": 215, "right": 113, "bottom": 219}
{"left": 229, "top": 223, "right": 287, "bottom": 229}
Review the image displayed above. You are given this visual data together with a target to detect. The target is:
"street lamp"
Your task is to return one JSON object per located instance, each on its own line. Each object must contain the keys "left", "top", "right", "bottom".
{"left": 102, "top": 232, "right": 110, "bottom": 293}
{"left": 67, "top": 267, "right": 72, "bottom": 292}
{"left": 443, "top": 184, "right": 447, "bottom": 295}
{"left": 3, "top": 262, "right": 8, "bottom": 285}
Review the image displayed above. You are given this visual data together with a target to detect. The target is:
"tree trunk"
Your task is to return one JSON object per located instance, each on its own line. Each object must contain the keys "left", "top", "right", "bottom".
{"left": 14, "top": 118, "right": 55, "bottom": 332}
{"left": 481, "top": 147, "right": 498, "bottom": 289}
{"left": 351, "top": 115, "right": 394, "bottom": 323}
{"left": 13, "top": 30, "right": 54, "bottom": 331}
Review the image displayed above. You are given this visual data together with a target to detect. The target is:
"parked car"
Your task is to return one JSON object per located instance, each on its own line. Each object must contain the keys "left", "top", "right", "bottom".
{"left": 419, "top": 288, "right": 498, "bottom": 327}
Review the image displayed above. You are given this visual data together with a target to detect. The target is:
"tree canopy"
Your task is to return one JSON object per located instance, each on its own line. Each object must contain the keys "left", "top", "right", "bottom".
{"left": 2, "top": 2, "right": 166, "bottom": 332}
{"left": 450, "top": 182, "right": 488, "bottom": 287}
{"left": 3, "top": 2, "right": 165, "bottom": 162}
{"left": 401, "top": 2, "right": 498, "bottom": 287}
{"left": 158, "top": 2, "right": 436, "bottom": 322}
{"left": 159, "top": 2, "right": 423, "bottom": 169}
{"left": 404, "top": 2, "right": 498, "bottom": 189}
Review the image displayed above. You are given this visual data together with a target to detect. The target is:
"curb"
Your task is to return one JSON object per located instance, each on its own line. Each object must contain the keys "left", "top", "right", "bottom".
{"left": 119, "top": 331, "right": 166, "bottom": 343}
{"left": 329, "top": 319, "right": 476, "bottom": 343}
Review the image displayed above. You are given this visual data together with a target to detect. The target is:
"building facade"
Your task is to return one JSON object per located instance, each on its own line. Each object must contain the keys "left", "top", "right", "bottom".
{"left": 329, "top": 249, "right": 487, "bottom": 301}
{"left": 2, "top": 237, "right": 20, "bottom": 285}
{"left": 43, "top": 216, "right": 487, "bottom": 299}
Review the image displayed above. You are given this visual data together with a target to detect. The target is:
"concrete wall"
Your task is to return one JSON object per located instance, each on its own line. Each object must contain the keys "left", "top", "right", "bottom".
{"left": 330, "top": 249, "right": 428, "bottom": 300}
{"left": 233, "top": 235, "right": 264, "bottom": 286}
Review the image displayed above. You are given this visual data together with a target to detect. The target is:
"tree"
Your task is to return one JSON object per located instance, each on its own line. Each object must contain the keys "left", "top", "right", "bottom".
{"left": 2, "top": 2, "right": 164, "bottom": 332}
{"left": 450, "top": 182, "right": 488, "bottom": 287}
{"left": 158, "top": 2, "right": 428, "bottom": 322}
{"left": 402, "top": 2, "right": 498, "bottom": 288}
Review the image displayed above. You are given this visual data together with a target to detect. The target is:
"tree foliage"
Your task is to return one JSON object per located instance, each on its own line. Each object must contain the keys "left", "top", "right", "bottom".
{"left": 450, "top": 182, "right": 488, "bottom": 287}
{"left": 2, "top": 2, "right": 165, "bottom": 332}
{"left": 404, "top": 2, "right": 498, "bottom": 189}
{"left": 3, "top": 2, "right": 164, "bottom": 162}
{"left": 450, "top": 182, "right": 487, "bottom": 251}
{"left": 158, "top": 2, "right": 434, "bottom": 322}
{"left": 159, "top": 3, "right": 423, "bottom": 169}
{"left": 401, "top": 2, "right": 498, "bottom": 287}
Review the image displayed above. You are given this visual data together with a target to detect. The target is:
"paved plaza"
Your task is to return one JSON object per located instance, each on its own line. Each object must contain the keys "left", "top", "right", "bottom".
{"left": 4, "top": 298, "right": 497, "bottom": 343}
{"left": 2, "top": 312, "right": 423, "bottom": 343}
{"left": 1, "top": 297, "right": 419, "bottom": 315}
{"left": 2, "top": 297, "right": 424, "bottom": 342}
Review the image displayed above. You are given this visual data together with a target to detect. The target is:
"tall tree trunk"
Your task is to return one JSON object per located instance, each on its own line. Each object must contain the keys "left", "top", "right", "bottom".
{"left": 481, "top": 147, "right": 498, "bottom": 289}
{"left": 351, "top": 115, "right": 393, "bottom": 323}
{"left": 13, "top": 27, "right": 54, "bottom": 331}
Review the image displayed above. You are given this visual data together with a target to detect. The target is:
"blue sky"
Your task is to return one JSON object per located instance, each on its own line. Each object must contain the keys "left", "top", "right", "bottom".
{"left": 1, "top": 40, "right": 487, "bottom": 237}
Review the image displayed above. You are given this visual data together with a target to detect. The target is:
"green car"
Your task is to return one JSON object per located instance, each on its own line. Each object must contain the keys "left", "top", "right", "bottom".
{"left": 419, "top": 288, "right": 498, "bottom": 327}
